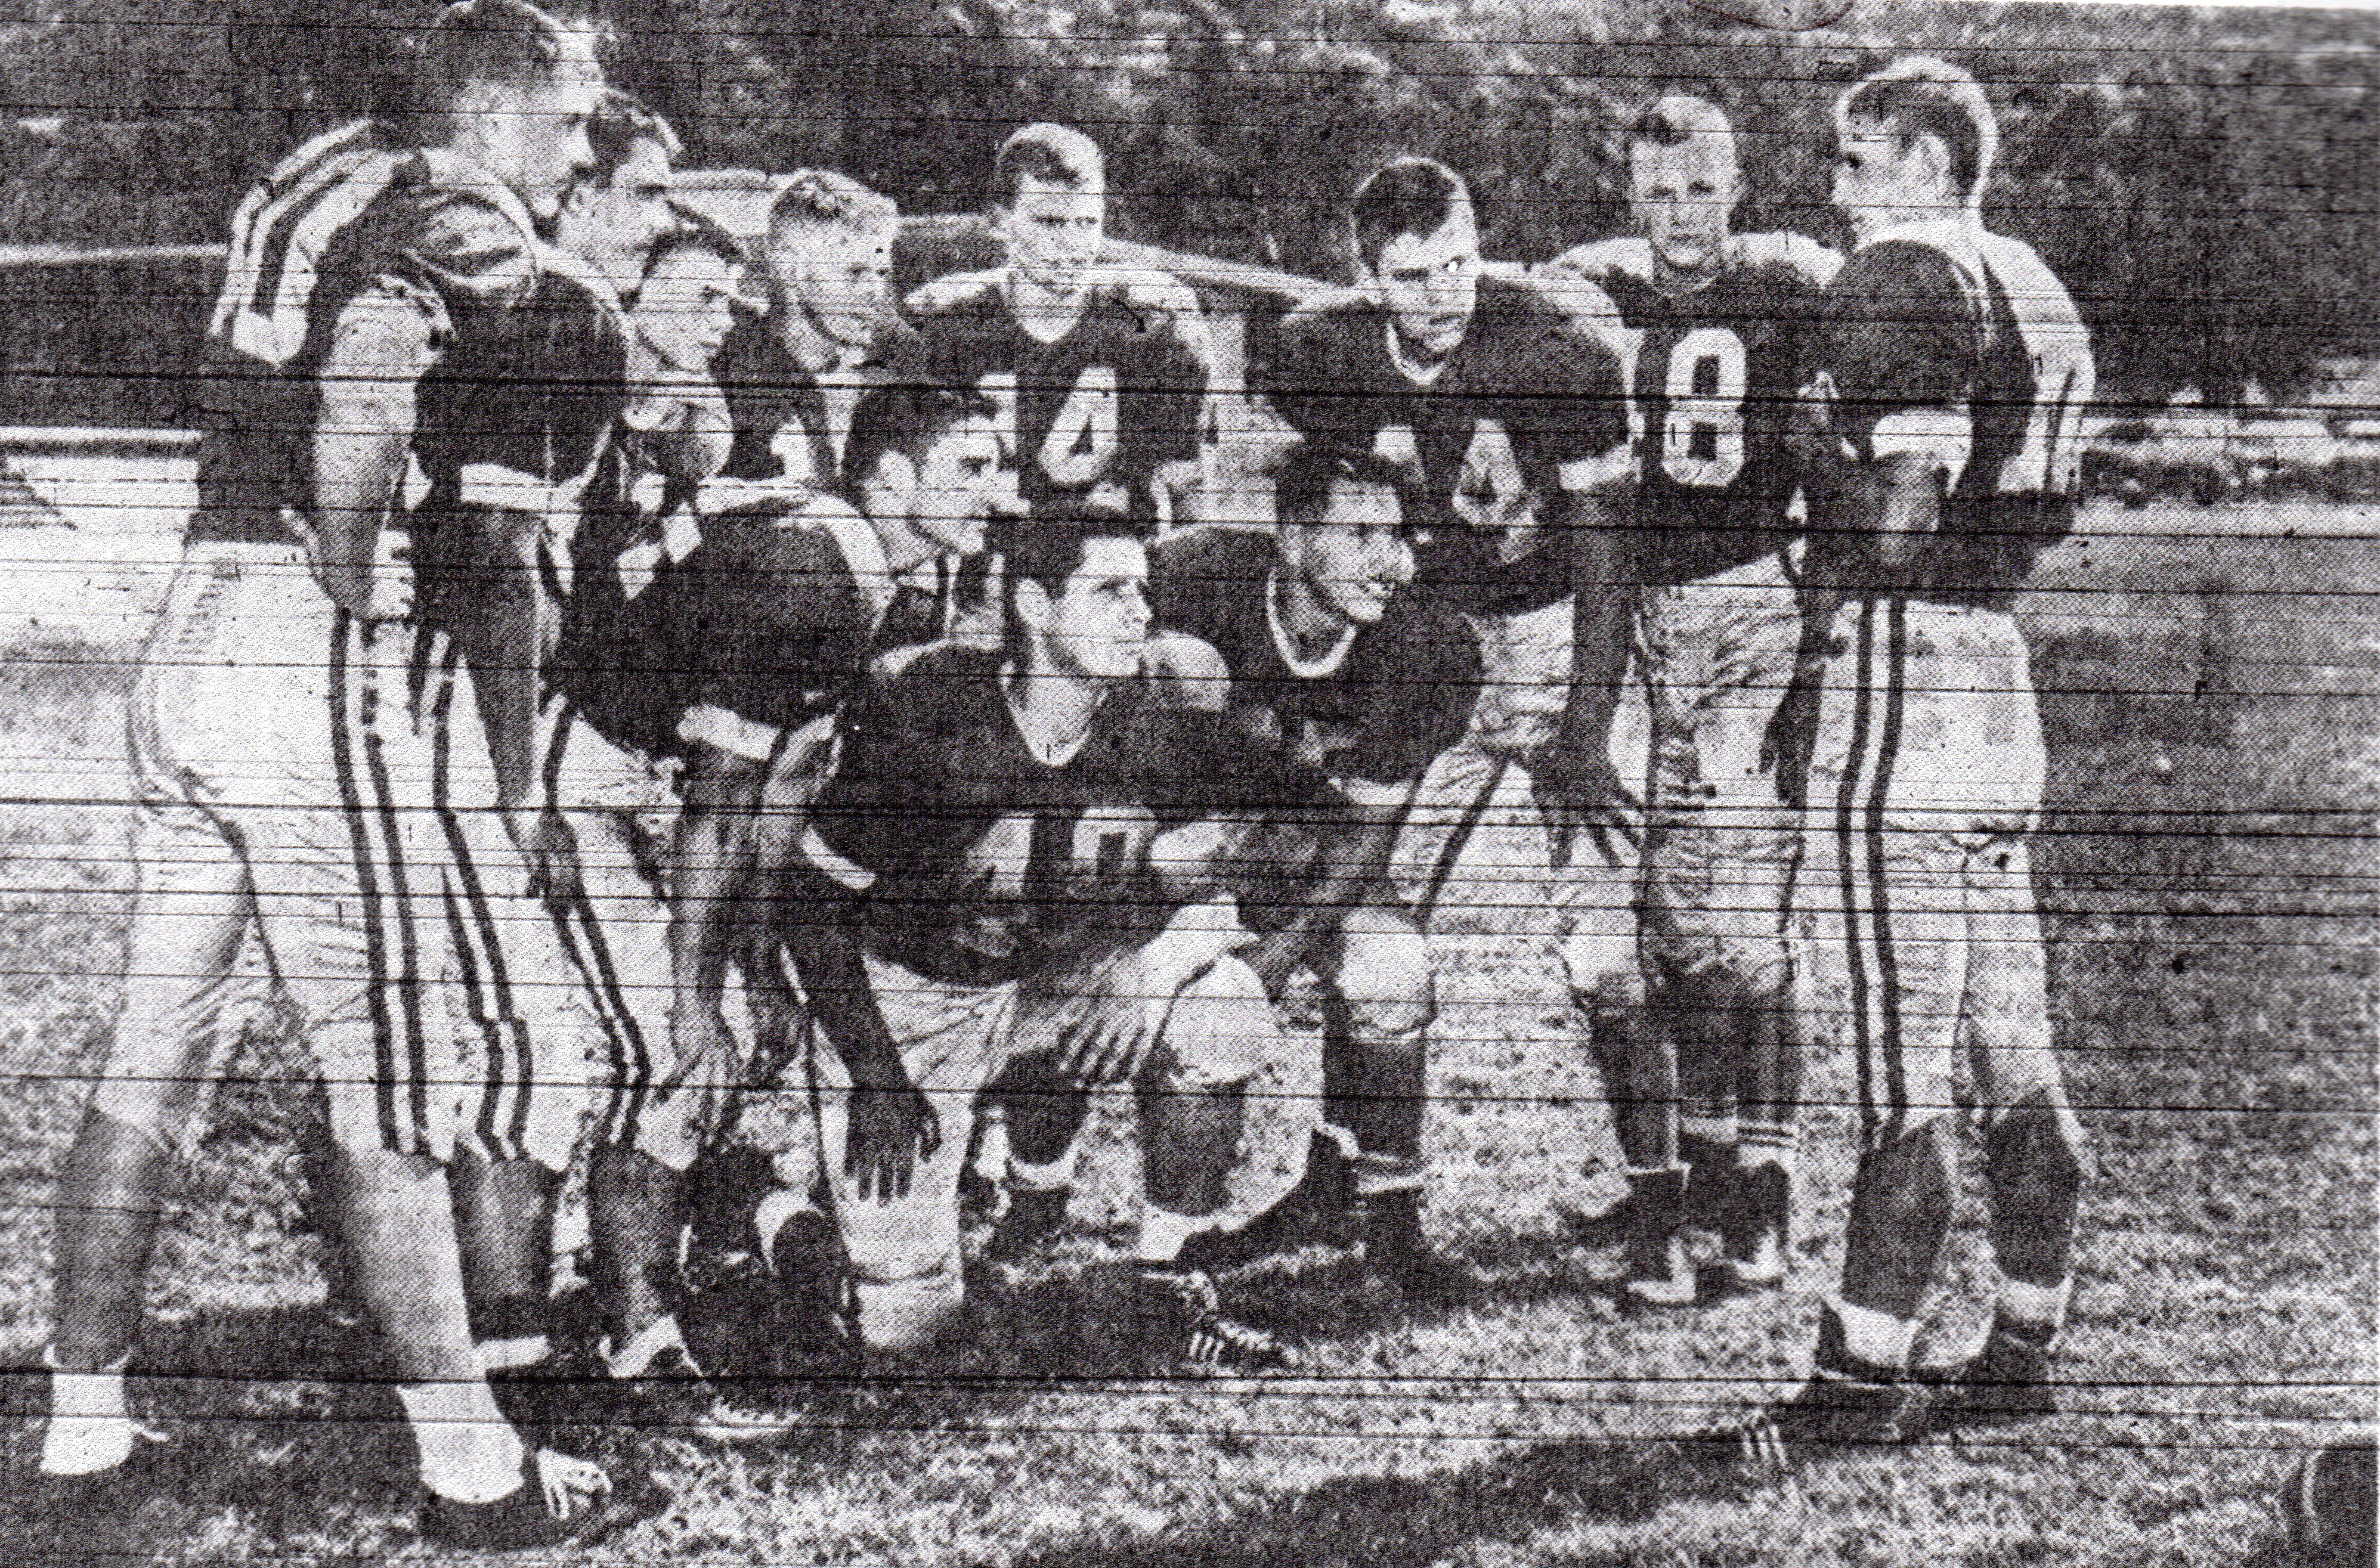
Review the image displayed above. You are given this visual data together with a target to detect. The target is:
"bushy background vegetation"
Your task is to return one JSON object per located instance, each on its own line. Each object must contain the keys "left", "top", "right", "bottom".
{"left": 0, "top": 0, "right": 2372, "bottom": 402}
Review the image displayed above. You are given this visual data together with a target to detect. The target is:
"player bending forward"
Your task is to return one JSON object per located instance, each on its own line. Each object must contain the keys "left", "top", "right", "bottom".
{"left": 1254, "top": 156, "right": 1637, "bottom": 1239}
{"left": 782, "top": 514, "right": 1343, "bottom": 1368}
{"left": 42, "top": 2, "right": 655, "bottom": 1549}
{"left": 552, "top": 381, "right": 1020, "bottom": 1404}
{"left": 1751, "top": 57, "right": 2094, "bottom": 1456}
{"left": 1542, "top": 96, "right": 1839, "bottom": 1307}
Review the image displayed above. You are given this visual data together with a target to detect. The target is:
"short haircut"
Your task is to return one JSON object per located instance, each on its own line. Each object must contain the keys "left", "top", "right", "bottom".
{"left": 1628, "top": 94, "right": 1738, "bottom": 166}
{"left": 990, "top": 123, "right": 1104, "bottom": 208}
{"left": 1002, "top": 508, "right": 1150, "bottom": 599}
{"left": 581, "top": 89, "right": 679, "bottom": 187}
{"left": 423, "top": 0, "right": 590, "bottom": 107}
{"left": 1837, "top": 55, "right": 1998, "bottom": 208}
{"left": 841, "top": 383, "right": 1001, "bottom": 493}
{"left": 1274, "top": 443, "right": 1409, "bottom": 531}
{"left": 639, "top": 207, "right": 744, "bottom": 286}
{"left": 770, "top": 169, "right": 898, "bottom": 238}
{"left": 1350, "top": 157, "right": 1471, "bottom": 273}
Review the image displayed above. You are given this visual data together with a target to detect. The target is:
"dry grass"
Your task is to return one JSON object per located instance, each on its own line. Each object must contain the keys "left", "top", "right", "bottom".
{"left": 0, "top": 504, "right": 2370, "bottom": 1566}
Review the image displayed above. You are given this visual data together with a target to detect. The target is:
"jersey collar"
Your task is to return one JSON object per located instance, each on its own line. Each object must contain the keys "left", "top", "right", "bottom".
{"left": 1266, "top": 569, "right": 1358, "bottom": 678}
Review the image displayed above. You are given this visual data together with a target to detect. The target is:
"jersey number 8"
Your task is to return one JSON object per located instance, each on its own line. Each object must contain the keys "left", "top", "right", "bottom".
{"left": 1659, "top": 327, "right": 1747, "bottom": 489}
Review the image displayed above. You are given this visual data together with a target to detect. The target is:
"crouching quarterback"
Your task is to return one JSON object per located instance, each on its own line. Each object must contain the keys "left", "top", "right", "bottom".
{"left": 779, "top": 513, "right": 1344, "bottom": 1369}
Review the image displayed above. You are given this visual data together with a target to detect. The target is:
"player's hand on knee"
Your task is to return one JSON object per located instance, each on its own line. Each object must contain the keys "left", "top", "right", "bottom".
{"left": 1057, "top": 959, "right": 1167, "bottom": 1086}
{"left": 846, "top": 1081, "right": 940, "bottom": 1201}
{"left": 1529, "top": 750, "right": 1639, "bottom": 869}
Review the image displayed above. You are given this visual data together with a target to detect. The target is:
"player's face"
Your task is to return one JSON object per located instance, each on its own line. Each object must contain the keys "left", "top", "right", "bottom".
{"left": 1629, "top": 134, "right": 1743, "bottom": 278}
{"left": 766, "top": 219, "right": 895, "bottom": 350}
{"left": 1287, "top": 481, "right": 1414, "bottom": 627}
{"left": 1833, "top": 118, "right": 1938, "bottom": 245}
{"left": 635, "top": 246, "right": 740, "bottom": 373}
{"left": 1038, "top": 535, "right": 1151, "bottom": 683}
{"left": 908, "top": 417, "right": 1017, "bottom": 559}
{"left": 1366, "top": 201, "right": 1482, "bottom": 365}
{"left": 469, "top": 45, "right": 605, "bottom": 218}
{"left": 996, "top": 175, "right": 1107, "bottom": 302}
{"left": 555, "top": 137, "right": 676, "bottom": 295}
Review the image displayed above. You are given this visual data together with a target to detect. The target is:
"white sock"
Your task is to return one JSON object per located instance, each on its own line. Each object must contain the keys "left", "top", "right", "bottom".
{"left": 1008, "top": 1151, "right": 1077, "bottom": 1195}
{"left": 1831, "top": 1301, "right": 1916, "bottom": 1374}
{"left": 41, "top": 1355, "right": 134, "bottom": 1478}
{"left": 395, "top": 1379, "right": 525, "bottom": 1504}
{"left": 1997, "top": 1276, "right": 2072, "bottom": 1340}
{"left": 1135, "top": 1206, "right": 1203, "bottom": 1266}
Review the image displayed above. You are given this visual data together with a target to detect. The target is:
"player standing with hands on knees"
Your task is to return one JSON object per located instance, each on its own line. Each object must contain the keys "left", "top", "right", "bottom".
{"left": 41, "top": 1, "right": 658, "bottom": 1548}
{"left": 1542, "top": 97, "right": 1837, "bottom": 1309}
{"left": 1747, "top": 57, "right": 2095, "bottom": 1458}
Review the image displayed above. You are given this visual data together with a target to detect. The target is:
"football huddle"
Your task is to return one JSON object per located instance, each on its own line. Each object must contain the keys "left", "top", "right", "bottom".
{"left": 36, "top": 0, "right": 2111, "bottom": 1551}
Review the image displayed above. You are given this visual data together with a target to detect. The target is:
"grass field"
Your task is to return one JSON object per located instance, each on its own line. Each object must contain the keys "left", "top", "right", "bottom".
{"left": 0, "top": 501, "right": 2370, "bottom": 1566}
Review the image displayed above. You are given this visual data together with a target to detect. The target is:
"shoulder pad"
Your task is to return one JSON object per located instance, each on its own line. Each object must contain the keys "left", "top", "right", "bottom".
{"left": 1517, "top": 270, "right": 1635, "bottom": 366}
{"left": 1541, "top": 237, "right": 1652, "bottom": 287}
{"left": 1096, "top": 266, "right": 1202, "bottom": 318}
{"left": 903, "top": 268, "right": 1004, "bottom": 317}
{"left": 1141, "top": 632, "right": 1230, "bottom": 712}
{"left": 375, "top": 180, "right": 540, "bottom": 305}
{"left": 1729, "top": 231, "right": 1843, "bottom": 287}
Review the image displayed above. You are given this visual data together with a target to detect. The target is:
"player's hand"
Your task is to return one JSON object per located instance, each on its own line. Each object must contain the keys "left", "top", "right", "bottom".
{"left": 519, "top": 808, "right": 584, "bottom": 914}
{"left": 1531, "top": 748, "right": 1641, "bottom": 870}
{"left": 1056, "top": 949, "right": 1177, "bottom": 1086}
{"left": 846, "top": 1078, "right": 940, "bottom": 1202}
{"left": 660, "top": 1000, "right": 739, "bottom": 1141}
{"left": 1240, "top": 928, "right": 1311, "bottom": 1004}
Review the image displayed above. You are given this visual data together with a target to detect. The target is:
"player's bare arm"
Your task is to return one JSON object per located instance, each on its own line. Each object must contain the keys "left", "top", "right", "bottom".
{"left": 776, "top": 871, "right": 940, "bottom": 1201}
{"left": 310, "top": 284, "right": 438, "bottom": 620}
{"left": 1535, "top": 481, "right": 1639, "bottom": 863}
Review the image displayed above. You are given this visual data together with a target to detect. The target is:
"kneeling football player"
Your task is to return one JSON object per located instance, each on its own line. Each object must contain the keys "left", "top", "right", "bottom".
{"left": 989, "top": 445, "right": 1485, "bottom": 1300}
{"left": 782, "top": 513, "right": 1342, "bottom": 1369}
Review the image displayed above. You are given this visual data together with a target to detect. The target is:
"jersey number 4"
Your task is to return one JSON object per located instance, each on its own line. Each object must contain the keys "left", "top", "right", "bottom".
{"left": 978, "top": 367, "right": 1121, "bottom": 488}
{"left": 1657, "top": 327, "right": 1747, "bottom": 489}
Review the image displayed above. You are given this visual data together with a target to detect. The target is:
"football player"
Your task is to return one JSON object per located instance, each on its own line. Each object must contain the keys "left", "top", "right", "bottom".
{"left": 1539, "top": 96, "right": 1839, "bottom": 1307}
{"left": 1252, "top": 155, "right": 1636, "bottom": 1232}
{"left": 406, "top": 86, "right": 686, "bottom": 1376}
{"left": 711, "top": 169, "right": 914, "bottom": 501}
{"left": 781, "top": 513, "right": 1338, "bottom": 1368}
{"left": 906, "top": 122, "right": 1211, "bottom": 529}
{"left": 1751, "top": 57, "right": 2095, "bottom": 1453}
{"left": 553, "top": 382, "right": 1021, "bottom": 1399}
{"left": 42, "top": 1, "right": 654, "bottom": 1549}
{"left": 988, "top": 444, "right": 1484, "bottom": 1296}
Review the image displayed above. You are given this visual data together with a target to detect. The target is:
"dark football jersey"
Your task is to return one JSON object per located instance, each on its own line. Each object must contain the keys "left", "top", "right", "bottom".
{"left": 408, "top": 257, "right": 629, "bottom": 631}
{"left": 1259, "top": 273, "right": 1631, "bottom": 616}
{"left": 803, "top": 644, "right": 1335, "bottom": 988}
{"left": 1147, "top": 525, "right": 1483, "bottom": 792}
{"left": 1812, "top": 222, "right": 2096, "bottom": 606}
{"left": 556, "top": 493, "right": 891, "bottom": 758}
{"left": 192, "top": 129, "right": 544, "bottom": 543}
{"left": 1550, "top": 237, "right": 1834, "bottom": 586}
{"left": 905, "top": 267, "right": 1208, "bottom": 525}
{"left": 715, "top": 314, "right": 922, "bottom": 494}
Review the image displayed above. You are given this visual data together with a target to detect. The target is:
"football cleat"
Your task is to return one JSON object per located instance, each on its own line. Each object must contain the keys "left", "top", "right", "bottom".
{"left": 1715, "top": 1163, "right": 1791, "bottom": 1293}
{"left": 1741, "top": 1371, "right": 1932, "bottom": 1472}
{"left": 417, "top": 1448, "right": 664, "bottom": 1554}
{"left": 1134, "top": 1266, "right": 1304, "bottom": 1374}
{"left": 1177, "top": 1132, "right": 1354, "bottom": 1271}
{"left": 1620, "top": 1169, "right": 1698, "bottom": 1309}
{"left": 1928, "top": 1322, "right": 2059, "bottom": 1427}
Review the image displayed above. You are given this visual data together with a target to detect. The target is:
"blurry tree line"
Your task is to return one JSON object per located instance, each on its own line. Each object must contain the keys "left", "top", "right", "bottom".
{"left": 0, "top": 0, "right": 2370, "bottom": 402}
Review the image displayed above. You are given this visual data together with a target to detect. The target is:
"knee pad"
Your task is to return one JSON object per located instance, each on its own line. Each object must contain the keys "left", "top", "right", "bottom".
{"left": 1147, "top": 955, "right": 1274, "bottom": 1091}
{"left": 1335, "top": 916, "right": 1435, "bottom": 1043}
